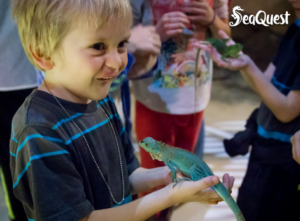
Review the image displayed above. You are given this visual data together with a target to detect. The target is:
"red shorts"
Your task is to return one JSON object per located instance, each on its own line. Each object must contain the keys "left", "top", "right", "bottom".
{"left": 135, "top": 101, "right": 204, "bottom": 196}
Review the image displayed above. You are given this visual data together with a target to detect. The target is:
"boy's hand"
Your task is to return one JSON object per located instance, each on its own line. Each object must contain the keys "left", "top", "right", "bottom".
{"left": 155, "top": 12, "right": 190, "bottom": 41}
{"left": 179, "top": 0, "right": 214, "bottom": 27}
{"left": 291, "top": 130, "right": 300, "bottom": 164}
{"left": 128, "top": 24, "right": 161, "bottom": 55}
{"left": 167, "top": 173, "right": 235, "bottom": 205}
{"left": 160, "top": 166, "right": 186, "bottom": 185}
{"left": 192, "top": 30, "right": 250, "bottom": 70}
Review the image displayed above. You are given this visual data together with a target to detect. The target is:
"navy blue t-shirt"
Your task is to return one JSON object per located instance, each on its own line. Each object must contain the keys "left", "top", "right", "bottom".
{"left": 257, "top": 19, "right": 300, "bottom": 142}
{"left": 10, "top": 90, "right": 140, "bottom": 221}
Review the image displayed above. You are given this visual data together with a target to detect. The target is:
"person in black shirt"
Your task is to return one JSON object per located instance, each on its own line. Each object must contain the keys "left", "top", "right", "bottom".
{"left": 194, "top": 4, "right": 300, "bottom": 221}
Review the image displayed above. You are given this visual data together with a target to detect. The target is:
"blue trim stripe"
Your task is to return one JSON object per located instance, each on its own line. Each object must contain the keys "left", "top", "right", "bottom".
{"left": 52, "top": 113, "right": 83, "bottom": 130}
{"left": 16, "top": 135, "right": 64, "bottom": 160}
{"left": 28, "top": 219, "right": 35, "bottom": 221}
{"left": 258, "top": 125, "right": 293, "bottom": 143}
{"left": 272, "top": 76, "right": 292, "bottom": 90}
{"left": 16, "top": 114, "right": 118, "bottom": 157}
{"left": 12, "top": 123, "right": 18, "bottom": 143}
{"left": 13, "top": 150, "right": 69, "bottom": 189}
{"left": 113, "top": 194, "right": 132, "bottom": 208}
{"left": 295, "top": 19, "right": 300, "bottom": 28}
{"left": 120, "top": 127, "right": 125, "bottom": 136}
{"left": 10, "top": 152, "right": 16, "bottom": 157}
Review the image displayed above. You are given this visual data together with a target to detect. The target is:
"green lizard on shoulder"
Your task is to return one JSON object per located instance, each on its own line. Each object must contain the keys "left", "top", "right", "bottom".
{"left": 139, "top": 137, "right": 246, "bottom": 221}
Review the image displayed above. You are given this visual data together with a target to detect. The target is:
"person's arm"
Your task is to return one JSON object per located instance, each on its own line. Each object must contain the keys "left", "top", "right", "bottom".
{"left": 179, "top": 0, "right": 231, "bottom": 38}
{"left": 129, "top": 167, "right": 171, "bottom": 194}
{"left": 80, "top": 174, "right": 234, "bottom": 221}
{"left": 291, "top": 130, "right": 300, "bottom": 164}
{"left": 193, "top": 30, "right": 300, "bottom": 123}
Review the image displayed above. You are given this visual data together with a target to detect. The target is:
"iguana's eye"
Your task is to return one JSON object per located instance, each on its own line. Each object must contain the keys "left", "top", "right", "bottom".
{"left": 146, "top": 143, "right": 148, "bottom": 146}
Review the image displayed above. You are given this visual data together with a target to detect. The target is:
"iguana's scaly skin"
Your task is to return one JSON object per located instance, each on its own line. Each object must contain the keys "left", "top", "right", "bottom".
{"left": 204, "top": 38, "right": 243, "bottom": 63}
{"left": 139, "top": 137, "right": 246, "bottom": 221}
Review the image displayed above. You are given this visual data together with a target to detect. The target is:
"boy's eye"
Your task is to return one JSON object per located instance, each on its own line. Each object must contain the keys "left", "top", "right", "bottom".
{"left": 118, "top": 40, "right": 128, "bottom": 49}
{"left": 92, "top": 43, "right": 105, "bottom": 50}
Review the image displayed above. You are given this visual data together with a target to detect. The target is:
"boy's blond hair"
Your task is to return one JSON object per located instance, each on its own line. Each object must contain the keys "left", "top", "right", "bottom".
{"left": 11, "top": 0, "right": 133, "bottom": 71}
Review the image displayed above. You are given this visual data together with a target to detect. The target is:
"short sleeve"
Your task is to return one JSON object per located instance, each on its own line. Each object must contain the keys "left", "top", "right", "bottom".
{"left": 213, "top": 0, "right": 229, "bottom": 19}
{"left": 10, "top": 125, "right": 94, "bottom": 221}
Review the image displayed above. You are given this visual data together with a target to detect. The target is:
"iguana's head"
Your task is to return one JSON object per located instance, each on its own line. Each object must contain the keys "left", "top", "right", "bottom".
{"left": 139, "top": 137, "right": 163, "bottom": 161}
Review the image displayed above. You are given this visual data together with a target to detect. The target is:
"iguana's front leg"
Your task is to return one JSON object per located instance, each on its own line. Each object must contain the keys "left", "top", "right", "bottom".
{"left": 164, "top": 160, "right": 177, "bottom": 182}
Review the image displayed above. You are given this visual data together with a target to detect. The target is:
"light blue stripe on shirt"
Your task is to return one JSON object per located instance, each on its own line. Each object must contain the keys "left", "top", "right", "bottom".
{"left": 12, "top": 123, "right": 18, "bottom": 143}
{"left": 16, "top": 135, "right": 64, "bottom": 160}
{"left": 52, "top": 113, "right": 83, "bottom": 130}
{"left": 258, "top": 125, "right": 293, "bottom": 142}
{"left": 13, "top": 150, "right": 69, "bottom": 189}
{"left": 64, "top": 114, "right": 115, "bottom": 145}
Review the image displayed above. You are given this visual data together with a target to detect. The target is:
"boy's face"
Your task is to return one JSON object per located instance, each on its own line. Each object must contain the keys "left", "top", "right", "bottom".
{"left": 49, "top": 18, "right": 131, "bottom": 103}
{"left": 289, "top": 0, "right": 300, "bottom": 18}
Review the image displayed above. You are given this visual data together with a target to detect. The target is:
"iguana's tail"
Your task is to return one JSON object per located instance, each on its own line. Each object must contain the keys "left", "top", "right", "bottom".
{"left": 194, "top": 48, "right": 201, "bottom": 123}
{"left": 213, "top": 182, "right": 246, "bottom": 221}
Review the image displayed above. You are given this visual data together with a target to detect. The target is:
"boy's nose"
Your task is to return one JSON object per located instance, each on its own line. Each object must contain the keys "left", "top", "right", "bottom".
{"left": 106, "top": 51, "right": 123, "bottom": 69}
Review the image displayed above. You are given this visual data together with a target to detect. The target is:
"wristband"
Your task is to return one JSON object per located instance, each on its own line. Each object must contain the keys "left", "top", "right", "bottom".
{"left": 206, "top": 12, "right": 216, "bottom": 27}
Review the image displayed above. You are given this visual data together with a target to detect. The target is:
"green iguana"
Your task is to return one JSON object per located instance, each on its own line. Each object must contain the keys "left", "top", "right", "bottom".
{"left": 204, "top": 38, "right": 243, "bottom": 62}
{"left": 139, "top": 137, "right": 246, "bottom": 221}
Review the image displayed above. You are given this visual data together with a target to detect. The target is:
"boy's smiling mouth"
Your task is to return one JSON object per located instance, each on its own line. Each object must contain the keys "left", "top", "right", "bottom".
{"left": 98, "top": 77, "right": 113, "bottom": 80}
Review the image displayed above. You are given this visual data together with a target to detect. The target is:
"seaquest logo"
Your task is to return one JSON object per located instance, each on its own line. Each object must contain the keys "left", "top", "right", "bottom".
{"left": 229, "top": 6, "right": 291, "bottom": 27}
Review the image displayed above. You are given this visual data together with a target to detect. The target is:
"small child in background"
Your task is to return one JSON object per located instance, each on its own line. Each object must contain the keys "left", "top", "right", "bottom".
{"left": 194, "top": 1, "right": 300, "bottom": 219}
{"left": 9, "top": 0, "right": 235, "bottom": 220}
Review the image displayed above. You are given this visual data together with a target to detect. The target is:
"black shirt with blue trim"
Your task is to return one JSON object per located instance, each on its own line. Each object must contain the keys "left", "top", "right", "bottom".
{"left": 257, "top": 19, "right": 300, "bottom": 142}
{"left": 10, "top": 90, "right": 140, "bottom": 221}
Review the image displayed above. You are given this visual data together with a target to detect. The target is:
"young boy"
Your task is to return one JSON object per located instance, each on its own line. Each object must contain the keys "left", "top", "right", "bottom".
{"left": 194, "top": 1, "right": 300, "bottom": 219}
{"left": 9, "top": 0, "right": 235, "bottom": 220}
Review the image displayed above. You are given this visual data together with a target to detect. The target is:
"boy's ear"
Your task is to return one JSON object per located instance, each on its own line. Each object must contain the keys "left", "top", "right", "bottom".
{"left": 29, "top": 46, "right": 55, "bottom": 70}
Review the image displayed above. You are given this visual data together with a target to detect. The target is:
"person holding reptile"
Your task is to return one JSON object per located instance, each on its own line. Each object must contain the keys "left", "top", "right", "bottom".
{"left": 194, "top": 0, "right": 300, "bottom": 220}
{"left": 9, "top": 0, "right": 236, "bottom": 220}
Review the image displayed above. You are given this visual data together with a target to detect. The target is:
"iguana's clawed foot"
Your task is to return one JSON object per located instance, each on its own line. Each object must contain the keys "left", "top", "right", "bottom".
{"left": 173, "top": 177, "right": 193, "bottom": 187}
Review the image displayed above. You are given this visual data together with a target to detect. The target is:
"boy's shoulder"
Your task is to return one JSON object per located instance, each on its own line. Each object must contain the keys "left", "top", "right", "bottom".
{"left": 12, "top": 90, "right": 69, "bottom": 136}
{"left": 12, "top": 90, "right": 118, "bottom": 135}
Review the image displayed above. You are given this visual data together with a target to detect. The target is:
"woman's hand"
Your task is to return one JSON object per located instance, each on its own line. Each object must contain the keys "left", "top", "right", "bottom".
{"left": 167, "top": 173, "right": 235, "bottom": 205}
{"left": 155, "top": 12, "right": 190, "bottom": 41}
{"left": 192, "top": 30, "right": 250, "bottom": 71}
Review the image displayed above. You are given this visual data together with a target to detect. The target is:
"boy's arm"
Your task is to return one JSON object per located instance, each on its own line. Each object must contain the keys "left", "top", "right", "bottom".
{"left": 240, "top": 58, "right": 300, "bottom": 123}
{"left": 81, "top": 174, "right": 234, "bottom": 221}
{"left": 129, "top": 166, "right": 171, "bottom": 194}
{"left": 240, "top": 62, "right": 276, "bottom": 93}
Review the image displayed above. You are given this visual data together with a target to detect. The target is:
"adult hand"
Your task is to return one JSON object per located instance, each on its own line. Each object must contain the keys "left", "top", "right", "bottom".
{"left": 168, "top": 173, "right": 235, "bottom": 205}
{"left": 155, "top": 12, "right": 190, "bottom": 41}
{"left": 192, "top": 30, "right": 250, "bottom": 71}
{"left": 291, "top": 130, "right": 300, "bottom": 164}
{"left": 179, "top": 0, "right": 215, "bottom": 28}
{"left": 128, "top": 24, "right": 161, "bottom": 55}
